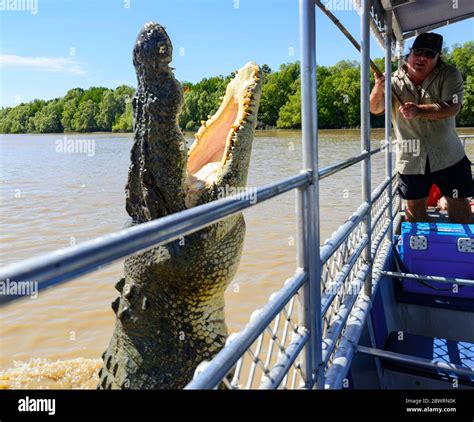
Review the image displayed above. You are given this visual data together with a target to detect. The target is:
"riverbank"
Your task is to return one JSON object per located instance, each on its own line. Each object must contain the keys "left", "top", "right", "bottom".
{"left": 2, "top": 127, "right": 474, "bottom": 136}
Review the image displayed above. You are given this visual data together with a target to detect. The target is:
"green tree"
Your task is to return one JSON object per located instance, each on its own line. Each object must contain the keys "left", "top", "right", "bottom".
{"left": 60, "top": 88, "right": 84, "bottom": 132}
{"left": 97, "top": 90, "right": 122, "bottom": 131}
{"left": 276, "top": 80, "right": 301, "bottom": 128}
{"left": 61, "top": 98, "right": 79, "bottom": 132}
{"left": 259, "top": 62, "right": 300, "bottom": 126}
{"left": 1, "top": 44, "right": 472, "bottom": 135}
{"left": 0, "top": 100, "right": 44, "bottom": 133}
{"left": 63, "top": 87, "right": 84, "bottom": 102}
{"left": 80, "top": 87, "right": 108, "bottom": 104}
{"left": 179, "top": 76, "right": 230, "bottom": 131}
{"left": 114, "top": 85, "right": 135, "bottom": 105}
{"left": 72, "top": 100, "right": 98, "bottom": 132}
{"left": 31, "top": 99, "right": 64, "bottom": 133}
{"left": 445, "top": 42, "right": 474, "bottom": 127}
{"left": 112, "top": 102, "right": 133, "bottom": 132}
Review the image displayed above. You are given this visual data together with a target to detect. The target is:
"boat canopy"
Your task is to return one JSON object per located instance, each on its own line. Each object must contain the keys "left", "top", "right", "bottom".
{"left": 354, "top": 0, "right": 474, "bottom": 51}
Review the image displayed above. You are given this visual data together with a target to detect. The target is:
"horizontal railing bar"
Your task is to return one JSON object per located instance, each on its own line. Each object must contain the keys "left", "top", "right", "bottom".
{"left": 371, "top": 197, "right": 400, "bottom": 259}
{"left": 322, "top": 262, "right": 371, "bottom": 366}
{"left": 259, "top": 328, "right": 309, "bottom": 389}
{"left": 371, "top": 176, "right": 392, "bottom": 206}
{"left": 381, "top": 271, "right": 474, "bottom": 287}
{"left": 319, "top": 214, "right": 365, "bottom": 272}
{"left": 357, "top": 345, "right": 474, "bottom": 378}
{"left": 189, "top": 171, "right": 399, "bottom": 389}
{"left": 185, "top": 269, "right": 307, "bottom": 389}
{"left": 0, "top": 172, "right": 311, "bottom": 307}
{"left": 392, "top": 206, "right": 403, "bottom": 238}
{"left": 320, "top": 191, "right": 397, "bottom": 320}
{"left": 321, "top": 235, "right": 369, "bottom": 317}
{"left": 372, "top": 193, "right": 399, "bottom": 243}
{"left": 320, "top": 174, "right": 394, "bottom": 265}
{"left": 319, "top": 148, "right": 381, "bottom": 180}
{"left": 324, "top": 238, "right": 393, "bottom": 389}
{"left": 320, "top": 202, "right": 369, "bottom": 265}
{"left": 371, "top": 197, "right": 390, "bottom": 232}
{"left": 323, "top": 214, "right": 396, "bottom": 379}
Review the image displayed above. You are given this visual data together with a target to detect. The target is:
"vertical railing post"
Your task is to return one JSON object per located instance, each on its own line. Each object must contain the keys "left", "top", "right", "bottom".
{"left": 384, "top": 9, "right": 393, "bottom": 242}
{"left": 396, "top": 40, "right": 404, "bottom": 70}
{"left": 298, "top": 0, "right": 323, "bottom": 389}
{"left": 396, "top": 38, "right": 404, "bottom": 219}
{"left": 361, "top": 0, "right": 372, "bottom": 296}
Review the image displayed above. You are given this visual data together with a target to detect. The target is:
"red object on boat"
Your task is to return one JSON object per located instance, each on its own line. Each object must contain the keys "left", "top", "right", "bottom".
{"left": 426, "top": 184, "right": 442, "bottom": 207}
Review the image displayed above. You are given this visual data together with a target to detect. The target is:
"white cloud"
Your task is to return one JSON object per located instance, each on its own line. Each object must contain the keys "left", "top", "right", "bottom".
{"left": 0, "top": 55, "right": 86, "bottom": 75}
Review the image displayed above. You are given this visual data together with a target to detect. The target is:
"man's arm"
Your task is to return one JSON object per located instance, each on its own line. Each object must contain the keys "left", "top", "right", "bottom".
{"left": 400, "top": 67, "right": 464, "bottom": 120}
{"left": 370, "top": 73, "right": 385, "bottom": 115}
{"left": 399, "top": 102, "right": 461, "bottom": 120}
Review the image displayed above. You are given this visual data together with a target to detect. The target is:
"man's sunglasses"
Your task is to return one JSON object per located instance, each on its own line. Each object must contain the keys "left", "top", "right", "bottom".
{"left": 412, "top": 48, "right": 438, "bottom": 59}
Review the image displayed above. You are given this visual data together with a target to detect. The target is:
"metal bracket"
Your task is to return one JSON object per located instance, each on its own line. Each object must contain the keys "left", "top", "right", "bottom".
{"left": 457, "top": 238, "right": 474, "bottom": 253}
{"left": 409, "top": 235, "right": 427, "bottom": 251}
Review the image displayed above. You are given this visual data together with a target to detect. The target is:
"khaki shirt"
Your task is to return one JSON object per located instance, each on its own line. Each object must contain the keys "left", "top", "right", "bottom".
{"left": 391, "top": 62, "right": 465, "bottom": 174}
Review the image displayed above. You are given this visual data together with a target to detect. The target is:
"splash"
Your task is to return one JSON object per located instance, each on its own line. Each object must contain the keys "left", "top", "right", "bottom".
{"left": 0, "top": 358, "right": 101, "bottom": 389}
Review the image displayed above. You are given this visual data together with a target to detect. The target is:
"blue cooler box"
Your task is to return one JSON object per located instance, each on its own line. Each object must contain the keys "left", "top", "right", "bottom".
{"left": 397, "top": 222, "right": 474, "bottom": 299}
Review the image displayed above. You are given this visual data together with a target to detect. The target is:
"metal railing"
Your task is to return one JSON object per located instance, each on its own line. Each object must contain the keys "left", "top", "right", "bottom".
{"left": 0, "top": 0, "right": 396, "bottom": 391}
{"left": 0, "top": 172, "right": 310, "bottom": 305}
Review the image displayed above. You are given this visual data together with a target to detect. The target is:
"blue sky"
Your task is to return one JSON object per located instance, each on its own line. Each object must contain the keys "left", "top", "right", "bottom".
{"left": 0, "top": 0, "right": 473, "bottom": 108}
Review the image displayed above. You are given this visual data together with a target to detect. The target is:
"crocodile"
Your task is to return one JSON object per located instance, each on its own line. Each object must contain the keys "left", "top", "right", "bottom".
{"left": 98, "top": 22, "right": 262, "bottom": 389}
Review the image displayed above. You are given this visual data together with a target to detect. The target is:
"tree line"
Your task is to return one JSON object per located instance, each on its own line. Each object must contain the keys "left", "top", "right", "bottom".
{"left": 0, "top": 42, "right": 472, "bottom": 134}
{"left": 0, "top": 85, "right": 135, "bottom": 134}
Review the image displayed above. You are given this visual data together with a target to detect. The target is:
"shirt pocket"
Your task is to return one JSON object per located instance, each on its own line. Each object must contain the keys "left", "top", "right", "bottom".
{"left": 421, "top": 90, "right": 439, "bottom": 104}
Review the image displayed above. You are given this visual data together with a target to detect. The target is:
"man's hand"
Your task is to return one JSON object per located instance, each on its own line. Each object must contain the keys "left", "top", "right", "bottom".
{"left": 399, "top": 102, "right": 420, "bottom": 119}
{"left": 373, "top": 73, "right": 385, "bottom": 92}
{"left": 370, "top": 73, "right": 386, "bottom": 115}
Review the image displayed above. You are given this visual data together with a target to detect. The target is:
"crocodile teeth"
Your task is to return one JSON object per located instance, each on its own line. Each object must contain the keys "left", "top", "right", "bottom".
{"left": 117, "top": 306, "right": 129, "bottom": 319}
{"left": 111, "top": 297, "right": 120, "bottom": 314}
{"left": 115, "top": 277, "right": 125, "bottom": 292}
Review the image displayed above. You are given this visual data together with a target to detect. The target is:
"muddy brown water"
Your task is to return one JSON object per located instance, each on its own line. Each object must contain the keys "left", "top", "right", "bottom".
{"left": 1, "top": 128, "right": 473, "bottom": 388}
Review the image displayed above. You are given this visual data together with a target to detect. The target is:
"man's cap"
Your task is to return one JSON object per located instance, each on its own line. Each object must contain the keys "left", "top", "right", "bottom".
{"left": 412, "top": 32, "right": 443, "bottom": 53}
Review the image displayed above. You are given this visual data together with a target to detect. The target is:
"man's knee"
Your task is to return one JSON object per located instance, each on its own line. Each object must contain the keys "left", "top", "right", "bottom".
{"left": 406, "top": 198, "right": 428, "bottom": 211}
{"left": 446, "top": 197, "right": 471, "bottom": 224}
{"left": 405, "top": 198, "right": 429, "bottom": 222}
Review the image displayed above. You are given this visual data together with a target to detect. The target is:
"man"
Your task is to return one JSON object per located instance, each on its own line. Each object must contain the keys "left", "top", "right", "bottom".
{"left": 370, "top": 32, "right": 473, "bottom": 223}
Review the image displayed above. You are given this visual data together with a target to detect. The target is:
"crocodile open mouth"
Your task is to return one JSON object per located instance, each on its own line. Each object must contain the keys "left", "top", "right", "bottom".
{"left": 185, "top": 62, "right": 261, "bottom": 207}
{"left": 100, "top": 22, "right": 264, "bottom": 390}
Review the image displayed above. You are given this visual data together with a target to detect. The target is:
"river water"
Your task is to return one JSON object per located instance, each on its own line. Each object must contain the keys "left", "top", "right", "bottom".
{"left": 1, "top": 128, "right": 473, "bottom": 388}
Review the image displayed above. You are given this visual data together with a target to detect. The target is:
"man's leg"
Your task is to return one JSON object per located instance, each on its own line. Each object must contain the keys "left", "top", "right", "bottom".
{"left": 446, "top": 197, "right": 471, "bottom": 224}
{"left": 405, "top": 198, "right": 430, "bottom": 222}
{"left": 399, "top": 171, "right": 432, "bottom": 223}
{"left": 433, "top": 156, "right": 473, "bottom": 224}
